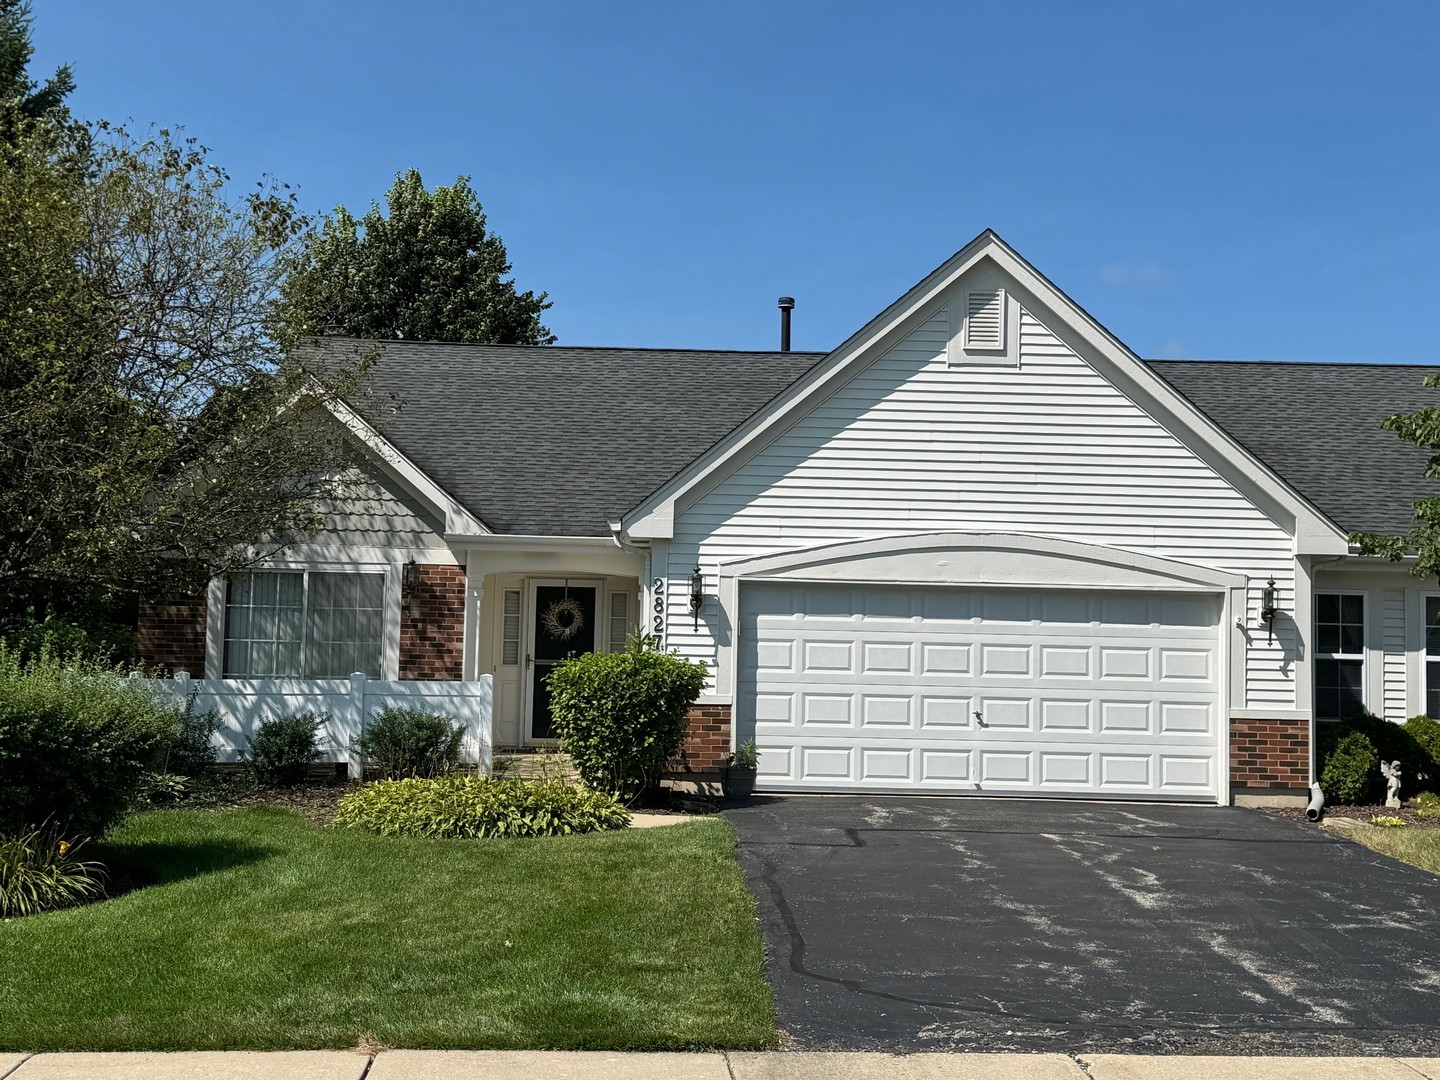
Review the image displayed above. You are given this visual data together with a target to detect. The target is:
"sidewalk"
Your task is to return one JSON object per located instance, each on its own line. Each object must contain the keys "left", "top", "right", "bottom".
{"left": 3, "top": 1052, "right": 1440, "bottom": 1080}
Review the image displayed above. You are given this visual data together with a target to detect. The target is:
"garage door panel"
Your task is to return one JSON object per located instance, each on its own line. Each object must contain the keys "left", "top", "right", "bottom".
{"left": 739, "top": 583, "right": 1221, "bottom": 800}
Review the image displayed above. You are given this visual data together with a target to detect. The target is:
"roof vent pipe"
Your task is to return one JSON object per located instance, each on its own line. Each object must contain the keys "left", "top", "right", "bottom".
{"left": 778, "top": 296, "right": 795, "bottom": 352}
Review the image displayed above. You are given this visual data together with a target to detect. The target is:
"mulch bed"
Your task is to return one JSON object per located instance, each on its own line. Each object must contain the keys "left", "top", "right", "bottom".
{"left": 1260, "top": 802, "right": 1440, "bottom": 829}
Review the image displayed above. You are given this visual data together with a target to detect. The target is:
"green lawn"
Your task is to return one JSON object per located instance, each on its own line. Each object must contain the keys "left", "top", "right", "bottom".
{"left": 1342, "top": 823, "right": 1440, "bottom": 875}
{"left": 0, "top": 808, "right": 776, "bottom": 1052}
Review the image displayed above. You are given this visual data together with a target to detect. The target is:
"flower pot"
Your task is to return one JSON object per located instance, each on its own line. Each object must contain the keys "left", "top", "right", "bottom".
{"left": 724, "top": 766, "right": 757, "bottom": 800}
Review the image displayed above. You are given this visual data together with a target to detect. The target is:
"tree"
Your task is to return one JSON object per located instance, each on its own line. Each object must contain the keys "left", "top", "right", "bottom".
{"left": 0, "top": 0, "right": 74, "bottom": 142}
{"left": 1351, "top": 374, "right": 1440, "bottom": 579}
{"left": 276, "top": 169, "right": 554, "bottom": 345}
{"left": 0, "top": 121, "right": 371, "bottom": 623}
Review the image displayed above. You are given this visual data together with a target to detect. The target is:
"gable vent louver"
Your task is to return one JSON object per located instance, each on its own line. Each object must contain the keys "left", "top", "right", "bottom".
{"left": 965, "top": 289, "right": 1006, "bottom": 350}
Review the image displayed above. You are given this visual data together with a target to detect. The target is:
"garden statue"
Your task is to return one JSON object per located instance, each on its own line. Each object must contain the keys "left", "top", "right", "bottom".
{"left": 1381, "top": 759, "right": 1403, "bottom": 809}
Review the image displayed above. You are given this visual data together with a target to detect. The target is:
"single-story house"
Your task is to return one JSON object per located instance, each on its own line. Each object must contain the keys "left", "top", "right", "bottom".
{"left": 137, "top": 230, "right": 1440, "bottom": 806}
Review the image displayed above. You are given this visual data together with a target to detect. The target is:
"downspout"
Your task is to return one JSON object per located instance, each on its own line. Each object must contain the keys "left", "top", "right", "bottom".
{"left": 610, "top": 521, "right": 652, "bottom": 642}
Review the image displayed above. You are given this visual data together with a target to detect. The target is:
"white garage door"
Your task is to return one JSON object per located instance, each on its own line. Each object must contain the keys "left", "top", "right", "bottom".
{"left": 736, "top": 582, "right": 1222, "bottom": 800}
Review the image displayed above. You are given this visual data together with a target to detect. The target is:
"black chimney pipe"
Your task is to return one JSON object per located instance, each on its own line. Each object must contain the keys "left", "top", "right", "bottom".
{"left": 778, "top": 296, "right": 795, "bottom": 352}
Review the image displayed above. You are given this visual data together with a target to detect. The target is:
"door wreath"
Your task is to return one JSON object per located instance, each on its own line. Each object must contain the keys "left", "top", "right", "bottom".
{"left": 541, "top": 596, "right": 586, "bottom": 642}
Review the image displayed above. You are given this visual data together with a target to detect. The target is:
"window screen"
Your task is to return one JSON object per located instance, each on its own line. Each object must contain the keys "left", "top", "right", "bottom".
{"left": 609, "top": 591, "right": 630, "bottom": 652}
{"left": 502, "top": 589, "right": 522, "bottom": 665}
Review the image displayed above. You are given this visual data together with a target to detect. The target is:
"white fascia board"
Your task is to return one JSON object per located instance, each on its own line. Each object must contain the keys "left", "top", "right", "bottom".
{"left": 320, "top": 392, "right": 491, "bottom": 538}
{"left": 619, "top": 229, "right": 1349, "bottom": 553}
{"left": 449, "top": 533, "right": 618, "bottom": 549}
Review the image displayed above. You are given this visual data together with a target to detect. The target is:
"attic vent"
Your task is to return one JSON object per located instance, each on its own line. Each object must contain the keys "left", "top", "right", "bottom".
{"left": 965, "top": 289, "right": 1006, "bottom": 350}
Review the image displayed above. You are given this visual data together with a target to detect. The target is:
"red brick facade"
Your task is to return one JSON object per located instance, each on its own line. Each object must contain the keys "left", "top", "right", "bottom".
{"left": 399, "top": 563, "right": 466, "bottom": 681}
{"left": 136, "top": 591, "right": 207, "bottom": 675}
{"left": 1229, "top": 715, "right": 1310, "bottom": 794}
{"left": 676, "top": 703, "right": 732, "bottom": 773}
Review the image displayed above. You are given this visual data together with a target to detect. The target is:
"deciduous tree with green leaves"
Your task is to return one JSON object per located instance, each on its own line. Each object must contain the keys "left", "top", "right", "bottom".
{"left": 276, "top": 169, "right": 554, "bottom": 345}
{"left": 0, "top": 116, "right": 373, "bottom": 624}
{"left": 1351, "top": 375, "right": 1440, "bottom": 581}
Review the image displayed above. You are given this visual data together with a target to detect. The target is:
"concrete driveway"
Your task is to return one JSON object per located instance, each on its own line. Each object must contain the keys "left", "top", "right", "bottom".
{"left": 725, "top": 797, "right": 1440, "bottom": 1054}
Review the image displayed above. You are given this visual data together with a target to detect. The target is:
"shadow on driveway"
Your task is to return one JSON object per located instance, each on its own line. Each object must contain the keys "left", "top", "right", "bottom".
{"left": 725, "top": 797, "right": 1440, "bottom": 1054}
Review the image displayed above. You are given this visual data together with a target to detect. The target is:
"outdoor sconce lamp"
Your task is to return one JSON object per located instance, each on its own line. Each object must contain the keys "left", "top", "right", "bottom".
{"left": 689, "top": 566, "right": 704, "bottom": 630}
{"left": 402, "top": 560, "right": 421, "bottom": 615}
{"left": 1260, "top": 577, "right": 1279, "bottom": 644}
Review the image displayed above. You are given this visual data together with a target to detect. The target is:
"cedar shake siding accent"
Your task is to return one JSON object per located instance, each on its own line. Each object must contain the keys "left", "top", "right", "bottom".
{"left": 1230, "top": 716, "right": 1309, "bottom": 794}
{"left": 399, "top": 564, "right": 466, "bottom": 681}
{"left": 136, "top": 592, "right": 207, "bottom": 675}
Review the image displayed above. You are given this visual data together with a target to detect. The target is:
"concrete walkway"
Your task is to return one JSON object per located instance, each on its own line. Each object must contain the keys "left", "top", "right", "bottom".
{"left": 3, "top": 1053, "right": 1440, "bottom": 1079}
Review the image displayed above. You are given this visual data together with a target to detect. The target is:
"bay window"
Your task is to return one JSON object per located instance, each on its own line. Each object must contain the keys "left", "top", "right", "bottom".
{"left": 223, "top": 570, "right": 385, "bottom": 678}
{"left": 1314, "top": 592, "right": 1364, "bottom": 721}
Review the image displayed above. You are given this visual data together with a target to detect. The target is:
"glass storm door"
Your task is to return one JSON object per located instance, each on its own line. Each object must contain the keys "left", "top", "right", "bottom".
{"left": 527, "top": 581, "right": 598, "bottom": 741}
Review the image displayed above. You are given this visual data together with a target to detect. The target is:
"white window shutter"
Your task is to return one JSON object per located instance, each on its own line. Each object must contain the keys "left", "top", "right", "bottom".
{"left": 965, "top": 289, "right": 1006, "bottom": 350}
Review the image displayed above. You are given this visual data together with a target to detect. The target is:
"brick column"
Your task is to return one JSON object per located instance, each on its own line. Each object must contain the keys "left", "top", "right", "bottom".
{"left": 136, "top": 590, "right": 207, "bottom": 675}
{"left": 399, "top": 564, "right": 466, "bottom": 680}
{"left": 1230, "top": 715, "right": 1310, "bottom": 805}
{"left": 675, "top": 703, "right": 732, "bottom": 774}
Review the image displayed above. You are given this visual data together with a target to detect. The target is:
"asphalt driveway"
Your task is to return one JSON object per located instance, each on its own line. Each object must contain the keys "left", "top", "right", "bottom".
{"left": 725, "top": 797, "right": 1440, "bottom": 1054}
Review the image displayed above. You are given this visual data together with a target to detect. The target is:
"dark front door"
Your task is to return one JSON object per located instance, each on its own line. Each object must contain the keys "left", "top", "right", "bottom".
{"left": 529, "top": 583, "right": 597, "bottom": 740}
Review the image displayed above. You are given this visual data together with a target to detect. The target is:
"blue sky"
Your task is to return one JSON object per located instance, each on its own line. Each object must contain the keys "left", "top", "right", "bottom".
{"left": 29, "top": 2, "right": 1440, "bottom": 361}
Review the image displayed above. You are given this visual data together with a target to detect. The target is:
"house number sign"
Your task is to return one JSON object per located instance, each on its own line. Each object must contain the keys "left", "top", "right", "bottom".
{"left": 652, "top": 577, "right": 665, "bottom": 637}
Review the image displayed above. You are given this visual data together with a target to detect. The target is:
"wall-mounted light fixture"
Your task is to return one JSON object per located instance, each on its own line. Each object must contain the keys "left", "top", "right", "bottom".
{"left": 689, "top": 566, "right": 704, "bottom": 630}
{"left": 1260, "top": 576, "right": 1279, "bottom": 644}
{"left": 402, "top": 560, "right": 421, "bottom": 616}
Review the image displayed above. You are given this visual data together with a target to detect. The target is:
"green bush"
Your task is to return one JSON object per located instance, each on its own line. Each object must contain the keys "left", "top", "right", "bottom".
{"left": 1318, "top": 713, "right": 1433, "bottom": 798}
{"left": 1320, "top": 730, "right": 1380, "bottom": 804}
{"left": 547, "top": 637, "right": 707, "bottom": 802}
{"left": 1414, "top": 791, "right": 1440, "bottom": 819}
{"left": 357, "top": 706, "right": 465, "bottom": 779}
{"left": 1403, "top": 716, "right": 1440, "bottom": 788}
{"left": 0, "top": 614, "right": 135, "bottom": 665}
{"left": 0, "top": 646, "right": 178, "bottom": 836}
{"left": 0, "top": 824, "right": 107, "bottom": 918}
{"left": 332, "top": 775, "right": 629, "bottom": 838}
{"left": 246, "top": 713, "right": 326, "bottom": 787}
{"left": 162, "top": 694, "right": 219, "bottom": 777}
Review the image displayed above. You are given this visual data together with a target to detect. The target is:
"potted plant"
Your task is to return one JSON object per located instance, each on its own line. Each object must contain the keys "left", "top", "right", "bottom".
{"left": 724, "top": 738, "right": 759, "bottom": 800}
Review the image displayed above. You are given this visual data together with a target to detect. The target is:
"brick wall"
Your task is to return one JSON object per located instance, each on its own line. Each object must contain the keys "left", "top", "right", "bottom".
{"left": 1230, "top": 715, "right": 1310, "bottom": 794}
{"left": 399, "top": 563, "right": 466, "bottom": 681}
{"left": 675, "top": 703, "right": 732, "bottom": 773}
{"left": 136, "top": 591, "right": 207, "bottom": 675}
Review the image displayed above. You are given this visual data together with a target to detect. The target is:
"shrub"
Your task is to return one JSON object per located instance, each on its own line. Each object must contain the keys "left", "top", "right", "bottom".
{"left": 246, "top": 713, "right": 326, "bottom": 787}
{"left": 162, "top": 694, "right": 220, "bottom": 777}
{"left": 333, "top": 776, "right": 629, "bottom": 839}
{"left": 547, "top": 638, "right": 707, "bottom": 802}
{"left": 1415, "top": 791, "right": 1440, "bottom": 819}
{"left": 1319, "top": 713, "right": 1433, "bottom": 799}
{"left": 0, "top": 614, "right": 135, "bottom": 665}
{"left": 0, "top": 825, "right": 107, "bottom": 918}
{"left": 357, "top": 706, "right": 465, "bottom": 779}
{"left": 0, "top": 646, "right": 178, "bottom": 836}
{"left": 1404, "top": 716, "right": 1440, "bottom": 788}
{"left": 1321, "top": 730, "right": 1380, "bottom": 804}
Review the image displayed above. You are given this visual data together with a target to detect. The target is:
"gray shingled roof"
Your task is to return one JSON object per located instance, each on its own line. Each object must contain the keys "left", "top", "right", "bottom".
{"left": 1148, "top": 360, "right": 1440, "bottom": 537}
{"left": 306, "top": 340, "right": 825, "bottom": 536}
{"left": 306, "top": 338, "right": 1440, "bottom": 539}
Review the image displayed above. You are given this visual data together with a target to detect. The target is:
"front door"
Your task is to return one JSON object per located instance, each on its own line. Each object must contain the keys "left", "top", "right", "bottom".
{"left": 527, "top": 581, "right": 598, "bottom": 741}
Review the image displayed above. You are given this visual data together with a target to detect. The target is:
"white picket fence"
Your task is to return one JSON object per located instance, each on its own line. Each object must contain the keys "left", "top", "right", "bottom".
{"left": 150, "top": 671, "right": 493, "bottom": 778}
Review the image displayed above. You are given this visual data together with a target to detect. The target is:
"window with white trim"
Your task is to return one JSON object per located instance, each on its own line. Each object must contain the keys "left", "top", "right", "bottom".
{"left": 223, "top": 570, "right": 384, "bottom": 678}
{"left": 1425, "top": 597, "right": 1440, "bottom": 718}
{"left": 1314, "top": 592, "right": 1364, "bottom": 720}
{"left": 609, "top": 591, "right": 630, "bottom": 652}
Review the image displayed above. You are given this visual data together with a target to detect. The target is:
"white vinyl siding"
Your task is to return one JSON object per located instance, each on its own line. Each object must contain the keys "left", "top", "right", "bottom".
{"left": 1383, "top": 587, "right": 1407, "bottom": 721}
{"left": 223, "top": 570, "right": 384, "bottom": 678}
{"left": 667, "top": 305, "right": 1295, "bottom": 707}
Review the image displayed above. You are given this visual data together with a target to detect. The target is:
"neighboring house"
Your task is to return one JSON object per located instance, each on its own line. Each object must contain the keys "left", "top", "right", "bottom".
{"left": 136, "top": 231, "right": 1439, "bottom": 807}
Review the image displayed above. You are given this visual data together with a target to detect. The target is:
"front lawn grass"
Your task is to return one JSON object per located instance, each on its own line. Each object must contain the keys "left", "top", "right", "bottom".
{"left": 0, "top": 808, "right": 775, "bottom": 1052}
{"left": 1342, "top": 822, "right": 1440, "bottom": 875}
